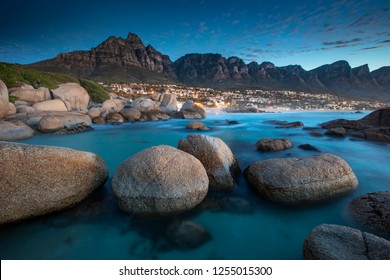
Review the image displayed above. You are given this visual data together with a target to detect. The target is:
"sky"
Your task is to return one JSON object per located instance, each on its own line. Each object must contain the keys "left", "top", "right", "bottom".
{"left": 0, "top": 0, "right": 389, "bottom": 71}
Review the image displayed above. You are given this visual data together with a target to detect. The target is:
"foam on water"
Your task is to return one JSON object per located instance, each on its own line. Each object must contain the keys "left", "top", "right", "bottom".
{"left": 1, "top": 111, "right": 389, "bottom": 259}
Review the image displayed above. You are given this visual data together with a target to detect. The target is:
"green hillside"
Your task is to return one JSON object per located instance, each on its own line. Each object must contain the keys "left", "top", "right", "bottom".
{"left": 0, "top": 62, "right": 109, "bottom": 103}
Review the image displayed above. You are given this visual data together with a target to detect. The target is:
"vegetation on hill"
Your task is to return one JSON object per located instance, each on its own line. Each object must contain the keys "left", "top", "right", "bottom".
{"left": 0, "top": 62, "right": 109, "bottom": 103}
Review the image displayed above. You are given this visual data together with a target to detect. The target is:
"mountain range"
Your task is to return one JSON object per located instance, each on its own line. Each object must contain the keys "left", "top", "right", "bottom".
{"left": 29, "top": 32, "right": 390, "bottom": 101}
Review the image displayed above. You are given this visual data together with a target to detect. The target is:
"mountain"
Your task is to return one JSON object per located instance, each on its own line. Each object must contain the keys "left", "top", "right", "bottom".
{"left": 29, "top": 32, "right": 390, "bottom": 101}
{"left": 30, "top": 33, "right": 177, "bottom": 83}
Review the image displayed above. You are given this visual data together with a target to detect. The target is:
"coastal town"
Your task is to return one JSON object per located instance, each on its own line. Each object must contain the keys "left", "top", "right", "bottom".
{"left": 103, "top": 82, "right": 389, "bottom": 111}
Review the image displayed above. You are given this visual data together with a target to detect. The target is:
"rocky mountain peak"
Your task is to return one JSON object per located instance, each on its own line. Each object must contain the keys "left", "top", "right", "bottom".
{"left": 126, "top": 33, "right": 144, "bottom": 46}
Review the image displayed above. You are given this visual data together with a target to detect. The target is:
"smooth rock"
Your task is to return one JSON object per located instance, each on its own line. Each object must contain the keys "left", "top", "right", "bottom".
{"left": 131, "top": 98, "right": 159, "bottom": 112}
{"left": 256, "top": 138, "right": 293, "bottom": 151}
{"left": 32, "top": 99, "right": 68, "bottom": 112}
{"left": 160, "top": 94, "right": 178, "bottom": 113}
{"left": 38, "top": 113, "right": 92, "bottom": 133}
{"left": 119, "top": 108, "right": 141, "bottom": 121}
{"left": 0, "top": 121, "right": 34, "bottom": 141}
{"left": 0, "top": 80, "right": 9, "bottom": 119}
{"left": 303, "top": 224, "right": 390, "bottom": 260}
{"left": 106, "top": 112, "right": 124, "bottom": 124}
{"left": 350, "top": 191, "right": 390, "bottom": 237}
{"left": 166, "top": 220, "right": 211, "bottom": 249}
{"left": 92, "top": 116, "right": 105, "bottom": 124}
{"left": 52, "top": 83, "right": 90, "bottom": 110}
{"left": 325, "top": 127, "right": 347, "bottom": 136}
{"left": 298, "top": 144, "right": 320, "bottom": 151}
{"left": 178, "top": 134, "right": 240, "bottom": 191}
{"left": 101, "top": 99, "right": 125, "bottom": 112}
{"left": 8, "top": 103, "right": 16, "bottom": 115}
{"left": 276, "top": 121, "right": 304, "bottom": 128}
{"left": 88, "top": 107, "right": 101, "bottom": 119}
{"left": 0, "top": 141, "right": 108, "bottom": 224}
{"left": 9, "top": 86, "right": 51, "bottom": 103}
{"left": 16, "top": 105, "right": 36, "bottom": 113}
{"left": 186, "top": 121, "right": 209, "bottom": 131}
{"left": 179, "top": 101, "right": 206, "bottom": 119}
{"left": 245, "top": 154, "right": 358, "bottom": 204}
{"left": 111, "top": 145, "right": 209, "bottom": 215}
{"left": 310, "top": 131, "right": 324, "bottom": 137}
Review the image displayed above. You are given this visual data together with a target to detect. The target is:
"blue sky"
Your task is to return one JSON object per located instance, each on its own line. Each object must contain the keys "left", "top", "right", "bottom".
{"left": 0, "top": 0, "right": 389, "bottom": 70}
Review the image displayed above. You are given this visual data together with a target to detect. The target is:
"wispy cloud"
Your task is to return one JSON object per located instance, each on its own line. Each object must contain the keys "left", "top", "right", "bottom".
{"left": 323, "top": 38, "right": 362, "bottom": 46}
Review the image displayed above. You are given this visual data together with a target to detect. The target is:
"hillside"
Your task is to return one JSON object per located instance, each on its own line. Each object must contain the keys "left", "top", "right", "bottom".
{"left": 0, "top": 62, "right": 109, "bottom": 103}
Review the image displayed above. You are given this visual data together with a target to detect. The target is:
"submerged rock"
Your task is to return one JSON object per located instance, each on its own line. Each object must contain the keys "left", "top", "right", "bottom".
{"left": 298, "top": 144, "right": 320, "bottom": 151}
{"left": 55, "top": 123, "right": 94, "bottom": 135}
{"left": 178, "top": 134, "right": 240, "bottom": 191}
{"left": 276, "top": 121, "right": 304, "bottom": 128}
{"left": 303, "top": 224, "right": 390, "bottom": 260}
{"left": 350, "top": 191, "right": 390, "bottom": 237}
{"left": 0, "top": 141, "right": 108, "bottom": 225}
{"left": 325, "top": 127, "right": 347, "bottom": 136}
{"left": 186, "top": 121, "right": 209, "bottom": 131}
{"left": 256, "top": 138, "right": 293, "bottom": 151}
{"left": 245, "top": 154, "right": 358, "bottom": 205}
{"left": 111, "top": 145, "right": 209, "bottom": 215}
{"left": 166, "top": 220, "right": 211, "bottom": 249}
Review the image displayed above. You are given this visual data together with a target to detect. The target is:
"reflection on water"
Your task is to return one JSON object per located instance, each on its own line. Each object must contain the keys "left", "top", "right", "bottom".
{"left": 1, "top": 111, "right": 389, "bottom": 259}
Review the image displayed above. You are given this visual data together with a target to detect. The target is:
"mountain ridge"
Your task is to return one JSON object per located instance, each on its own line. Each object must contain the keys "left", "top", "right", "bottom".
{"left": 28, "top": 32, "right": 390, "bottom": 101}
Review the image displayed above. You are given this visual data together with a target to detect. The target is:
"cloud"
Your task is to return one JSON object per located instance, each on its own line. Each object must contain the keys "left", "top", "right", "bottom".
{"left": 198, "top": 22, "right": 208, "bottom": 33}
{"left": 361, "top": 46, "right": 383, "bottom": 50}
{"left": 379, "top": 40, "right": 390, "bottom": 44}
{"left": 323, "top": 38, "right": 362, "bottom": 46}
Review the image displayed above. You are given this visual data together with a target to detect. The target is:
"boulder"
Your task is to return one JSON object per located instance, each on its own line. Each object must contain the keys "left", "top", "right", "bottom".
{"left": 186, "top": 121, "right": 209, "bottom": 131}
{"left": 160, "top": 94, "right": 178, "bottom": 113}
{"left": 8, "top": 103, "right": 16, "bottom": 114}
{"left": 119, "top": 108, "right": 141, "bottom": 121}
{"left": 16, "top": 105, "right": 35, "bottom": 113}
{"left": 359, "top": 107, "right": 390, "bottom": 127}
{"left": 52, "top": 83, "right": 90, "bottom": 110}
{"left": 350, "top": 191, "right": 390, "bottom": 237}
{"left": 111, "top": 145, "right": 209, "bottom": 215}
{"left": 245, "top": 154, "right": 358, "bottom": 205}
{"left": 298, "top": 144, "right": 320, "bottom": 151}
{"left": 276, "top": 121, "right": 304, "bottom": 128}
{"left": 310, "top": 131, "right": 324, "bottom": 137}
{"left": 55, "top": 124, "right": 94, "bottom": 135}
{"left": 0, "top": 121, "right": 34, "bottom": 141}
{"left": 0, "top": 80, "right": 9, "bottom": 119}
{"left": 256, "top": 138, "right": 293, "bottom": 151}
{"left": 179, "top": 101, "right": 206, "bottom": 119}
{"left": 166, "top": 220, "right": 211, "bottom": 249}
{"left": 0, "top": 141, "right": 108, "bottom": 225}
{"left": 37, "top": 112, "right": 92, "bottom": 133}
{"left": 9, "top": 85, "right": 51, "bottom": 103}
{"left": 101, "top": 99, "right": 125, "bottom": 112}
{"left": 178, "top": 134, "right": 240, "bottom": 191}
{"left": 88, "top": 107, "right": 102, "bottom": 119}
{"left": 325, "top": 127, "right": 346, "bottom": 136}
{"left": 32, "top": 99, "right": 68, "bottom": 112}
{"left": 303, "top": 224, "right": 390, "bottom": 260}
{"left": 92, "top": 116, "right": 105, "bottom": 124}
{"left": 131, "top": 98, "right": 159, "bottom": 112}
{"left": 106, "top": 112, "right": 124, "bottom": 124}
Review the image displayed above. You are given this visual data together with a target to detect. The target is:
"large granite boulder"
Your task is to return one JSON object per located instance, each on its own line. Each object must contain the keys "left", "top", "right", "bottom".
{"left": 88, "top": 107, "right": 102, "bottom": 119}
{"left": 0, "top": 141, "right": 108, "bottom": 225}
{"left": 52, "top": 83, "right": 90, "bottom": 110}
{"left": 119, "top": 108, "right": 141, "bottom": 121}
{"left": 38, "top": 112, "right": 92, "bottom": 133}
{"left": 111, "top": 145, "right": 209, "bottom": 215}
{"left": 160, "top": 94, "right": 178, "bottom": 113}
{"left": 178, "top": 134, "right": 240, "bottom": 191}
{"left": 32, "top": 99, "right": 69, "bottom": 112}
{"left": 245, "top": 154, "right": 358, "bottom": 204}
{"left": 9, "top": 84, "right": 51, "bottom": 103}
{"left": 131, "top": 98, "right": 159, "bottom": 113}
{"left": 350, "top": 191, "right": 390, "bottom": 237}
{"left": 0, "top": 80, "right": 9, "bottom": 119}
{"left": 256, "top": 138, "right": 293, "bottom": 151}
{"left": 303, "top": 224, "right": 390, "bottom": 260}
{"left": 0, "top": 121, "right": 34, "bottom": 141}
{"left": 101, "top": 99, "right": 125, "bottom": 112}
{"left": 179, "top": 100, "right": 206, "bottom": 119}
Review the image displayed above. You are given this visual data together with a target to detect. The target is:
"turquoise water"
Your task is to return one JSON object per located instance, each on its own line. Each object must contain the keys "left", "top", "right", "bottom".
{"left": 1, "top": 111, "right": 389, "bottom": 260}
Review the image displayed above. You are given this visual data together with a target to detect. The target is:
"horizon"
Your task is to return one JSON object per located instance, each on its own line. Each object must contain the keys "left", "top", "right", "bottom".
{"left": 0, "top": 0, "right": 389, "bottom": 71}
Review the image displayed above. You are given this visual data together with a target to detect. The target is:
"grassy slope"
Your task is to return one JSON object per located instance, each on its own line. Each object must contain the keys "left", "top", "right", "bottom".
{"left": 0, "top": 62, "right": 109, "bottom": 102}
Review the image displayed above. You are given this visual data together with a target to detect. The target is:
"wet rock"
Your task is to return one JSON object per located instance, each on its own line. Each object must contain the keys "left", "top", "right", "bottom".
{"left": 186, "top": 121, "right": 209, "bottom": 131}
{"left": 227, "top": 120, "right": 239, "bottom": 125}
{"left": 350, "top": 191, "right": 390, "bottom": 237}
{"left": 166, "top": 220, "right": 211, "bottom": 249}
{"left": 55, "top": 123, "right": 94, "bottom": 135}
{"left": 256, "top": 138, "right": 293, "bottom": 151}
{"left": 276, "top": 121, "right": 304, "bottom": 128}
{"left": 298, "top": 144, "right": 320, "bottom": 151}
{"left": 310, "top": 131, "right": 324, "bottom": 137}
{"left": 303, "top": 224, "right": 390, "bottom": 260}
{"left": 111, "top": 145, "right": 209, "bottom": 215}
{"left": 92, "top": 116, "right": 105, "bottom": 124}
{"left": 325, "top": 127, "right": 347, "bottom": 136}
{"left": 16, "top": 105, "right": 36, "bottom": 114}
{"left": 106, "top": 112, "right": 124, "bottom": 124}
{"left": 245, "top": 154, "right": 358, "bottom": 205}
{"left": 0, "top": 141, "right": 108, "bottom": 225}
{"left": 178, "top": 134, "right": 240, "bottom": 191}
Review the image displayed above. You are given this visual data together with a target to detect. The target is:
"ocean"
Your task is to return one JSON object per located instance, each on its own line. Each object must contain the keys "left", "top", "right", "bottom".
{"left": 1, "top": 111, "right": 389, "bottom": 260}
